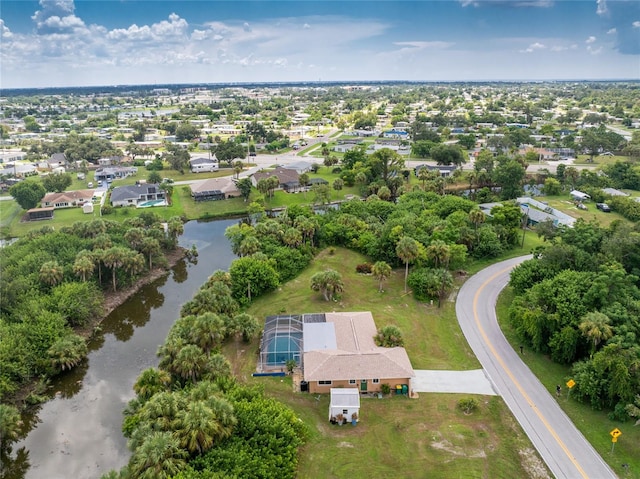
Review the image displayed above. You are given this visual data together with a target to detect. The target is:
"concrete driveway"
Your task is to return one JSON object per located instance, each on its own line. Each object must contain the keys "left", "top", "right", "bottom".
{"left": 412, "top": 369, "right": 497, "bottom": 395}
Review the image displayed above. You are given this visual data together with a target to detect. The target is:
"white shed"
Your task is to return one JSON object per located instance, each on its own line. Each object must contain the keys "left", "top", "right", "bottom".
{"left": 570, "top": 190, "right": 590, "bottom": 201}
{"left": 329, "top": 388, "right": 360, "bottom": 423}
{"left": 82, "top": 202, "right": 94, "bottom": 214}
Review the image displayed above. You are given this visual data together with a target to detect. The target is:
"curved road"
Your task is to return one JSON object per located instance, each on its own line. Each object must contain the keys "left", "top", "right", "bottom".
{"left": 456, "top": 256, "right": 616, "bottom": 479}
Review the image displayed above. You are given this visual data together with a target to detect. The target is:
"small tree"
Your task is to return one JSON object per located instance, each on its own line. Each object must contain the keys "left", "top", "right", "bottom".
{"left": 310, "top": 269, "right": 344, "bottom": 302}
{"left": 9, "top": 180, "right": 46, "bottom": 210}
{"left": 374, "top": 325, "right": 404, "bottom": 347}
{"left": 457, "top": 398, "right": 479, "bottom": 415}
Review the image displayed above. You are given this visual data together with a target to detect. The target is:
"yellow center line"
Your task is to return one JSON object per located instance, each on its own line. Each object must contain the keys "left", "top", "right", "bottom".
{"left": 473, "top": 266, "right": 589, "bottom": 479}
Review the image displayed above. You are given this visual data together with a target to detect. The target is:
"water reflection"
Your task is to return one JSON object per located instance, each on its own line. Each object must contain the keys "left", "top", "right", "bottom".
{"left": 6, "top": 219, "right": 237, "bottom": 479}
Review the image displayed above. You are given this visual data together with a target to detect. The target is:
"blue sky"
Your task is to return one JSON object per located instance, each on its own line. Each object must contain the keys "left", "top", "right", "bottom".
{"left": 1, "top": 0, "right": 639, "bottom": 88}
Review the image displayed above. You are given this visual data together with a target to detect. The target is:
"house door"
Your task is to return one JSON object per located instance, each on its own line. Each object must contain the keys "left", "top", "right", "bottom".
{"left": 360, "top": 380, "right": 367, "bottom": 392}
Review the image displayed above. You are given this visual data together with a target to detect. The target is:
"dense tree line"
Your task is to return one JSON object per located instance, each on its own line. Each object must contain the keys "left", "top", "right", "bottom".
{"left": 109, "top": 267, "right": 305, "bottom": 479}
{"left": 0, "top": 213, "right": 184, "bottom": 405}
{"left": 508, "top": 220, "right": 640, "bottom": 418}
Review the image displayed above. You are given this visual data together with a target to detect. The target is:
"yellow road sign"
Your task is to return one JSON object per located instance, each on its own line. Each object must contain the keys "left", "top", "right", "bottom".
{"left": 566, "top": 379, "right": 576, "bottom": 389}
{"left": 610, "top": 428, "right": 622, "bottom": 438}
{"left": 612, "top": 437, "right": 618, "bottom": 443}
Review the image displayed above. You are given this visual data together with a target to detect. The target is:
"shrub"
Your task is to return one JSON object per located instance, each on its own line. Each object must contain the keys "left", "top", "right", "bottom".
{"left": 374, "top": 325, "right": 404, "bottom": 347}
{"left": 355, "top": 263, "right": 372, "bottom": 274}
{"left": 380, "top": 383, "right": 391, "bottom": 395}
{"left": 457, "top": 398, "right": 479, "bottom": 415}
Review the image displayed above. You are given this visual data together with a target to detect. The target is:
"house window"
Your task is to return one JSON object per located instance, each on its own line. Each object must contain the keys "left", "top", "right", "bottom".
{"left": 372, "top": 379, "right": 380, "bottom": 384}
{"left": 342, "top": 409, "right": 348, "bottom": 415}
{"left": 349, "top": 380, "right": 356, "bottom": 385}
{"left": 318, "top": 380, "right": 332, "bottom": 385}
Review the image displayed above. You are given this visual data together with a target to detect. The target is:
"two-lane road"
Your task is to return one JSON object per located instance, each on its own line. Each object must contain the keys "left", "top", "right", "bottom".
{"left": 456, "top": 256, "right": 616, "bottom": 479}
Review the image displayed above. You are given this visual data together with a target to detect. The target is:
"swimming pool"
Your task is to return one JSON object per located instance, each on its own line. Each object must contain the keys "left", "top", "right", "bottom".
{"left": 137, "top": 199, "right": 167, "bottom": 208}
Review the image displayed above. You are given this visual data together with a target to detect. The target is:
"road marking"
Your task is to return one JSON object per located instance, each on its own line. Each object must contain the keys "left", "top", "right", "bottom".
{"left": 473, "top": 265, "right": 589, "bottom": 479}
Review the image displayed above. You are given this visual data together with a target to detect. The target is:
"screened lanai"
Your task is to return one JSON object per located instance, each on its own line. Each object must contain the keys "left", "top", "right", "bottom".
{"left": 257, "top": 313, "right": 326, "bottom": 372}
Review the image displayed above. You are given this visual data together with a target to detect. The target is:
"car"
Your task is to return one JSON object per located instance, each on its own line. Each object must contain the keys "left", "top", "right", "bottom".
{"left": 576, "top": 202, "right": 587, "bottom": 210}
{"left": 249, "top": 152, "right": 257, "bottom": 157}
{"left": 596, "top": 203, "right": 611, "bottom": 212}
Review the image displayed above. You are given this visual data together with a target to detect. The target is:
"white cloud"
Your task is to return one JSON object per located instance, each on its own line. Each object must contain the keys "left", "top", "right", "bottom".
{"left": 587, "top": 45, "right": 602, "bottom": 55}
{"left": 596, "top": 0, "right": 608, "bottom": 16}
{"left": 460, "top": 0, "right": 552, "bottom": 7}
{"left": 107, "top": 13, "right": 188, "bottom": 41}
{"left": 607, "top": 28, "right": 616, "bottom": 34}
{"left": 303, "top": 23, "right": 311, "bottom": 29}
{"left": 31, "top": 0, "right": 86, "bottom": 34}
{"left": 0, "top": 19, "right": 13, "bottom": 39}
{"left": 633, "top": 21, "right": 640, "bottom": 28}
{"left": 393, "top": 41, "right": 454, "bottom": 49}
{"left": 585, "top": 36, "right": 596, "bottom": 44}
{"left": 520, "top": 41, "right": 546, "bottom": 52}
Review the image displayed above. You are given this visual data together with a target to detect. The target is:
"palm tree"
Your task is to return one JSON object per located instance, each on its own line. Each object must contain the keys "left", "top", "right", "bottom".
{"left": 579, "top": 311, "right": 613, "bottom": 355}
{"left": 294, "top": 216, "right": 316, "bottom": 245}
{"left": 102, "top": 246, "right": 128, "bottom": 292}
{"left": 47, "top": 334, "right": 88, "bottom": 372}
{"left": 238, "top": 235, "right": 260, "bottom": 256}
{"left": 233, "top": 160, "right": 243, "bottom": 179}
{"left": 167, "top": 217, "right": 184, "bottom": 248}
{"left": 93, "top": 232, "right": 113, "bottom": 250}
{"left": 282, "top": 227, "right": 302, "bottom": 248}
{"left": 426, "top": 240, "right": 451, "bottom": 269}
{"left": 189, "top": 313, "right": 225, "bottom": 353}
{"left": 122, "top": 249, "right": 145, "bottom": 279}
{"left": 129, "top": 431, "right": 187, "bottom": 479}
{"left": 230, "top": 312, "right": 260, "bottom": 342}
{"left": 39, "top": 260, "right": 64, "bottom": 287}
{"left": 138, "top": 390, "right": 185, "bottom": 434}
{"left": 203, "top": 353, "right": 233, "bottom": 381}
{"left": 418, "top": 167, "right": 431, "bottom": 189}
{"left": 168, "top": 344, "right": 208, "bottom": 383}
{"left": 468, "top": 209, "right": 485, "bottom": 236}
{"left": 73, "top": 253, "right": 95, "bottom": 282}
{"left": 310, "top": 269, "right": 344, "bottom": 301}
{"left": 139, "top": 237, "right": 161, "bottom": 269}
{"left": 174, "top": 400, "right": 219, "bottom": 455}
{"left": 299, "top": 173, "right": 310, "bottom": 197}
{"left": 124, "top": 227, "right": 145, "bottom": 250}
{"left": 133, "top": 368, "right": 172, "bottom": 402}
{"left": 396, "top": 236, "right": 420, "bottom": 293}
{"left": 372, "top": 261, "right": 392, "bottom": 292}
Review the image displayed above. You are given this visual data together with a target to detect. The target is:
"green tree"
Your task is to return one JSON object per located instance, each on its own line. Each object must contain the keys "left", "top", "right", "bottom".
{"left": 129, "top": 431, "right": 187, "bottom": 479}
{"left": 332, "top": 178, "right": 344, "bottom": 198}
{"left": 544, "top": 177, "right": 562, "bottom": 196}
{"left": 42, "top": 173, "right": 72, "bottom": 193}
{"left": 134, "top": 368, "right": 172, "bottom": 402}
{"left": 374, "top": 325, "right": 404, "bottom": 347}
{"left": 426, "top": 240, "right": 451, "bottom": 269}
{"left": 9, "top": 180, "right": 46, "bottom": 210}
{"left": 431, "top": 144, "right": 465, "bottom": 167}
{"left": 229, "top": 256, "right": 279, "bottom": 304}
{"left": 102, "top": 246, "right": 128, "bottom": 291}
{"left": 235, "top": 177, "right": 253, "bottom": 202}
{"left": 48, "top": 334, "right": 88, "bottom": 372}
{"left": 578, "top": 311, "right": 613, "bottom": 355}
{"left": 39, "top": 260, "right": 64, "bottom": 287}
{"left": 396, "top": 236, "right": 420, "bottom": 293}
{"left": 310, "top": 269, "right": 344, "bottom": 301}
{"left": 148, "top": 171, "right": 162, "bottom": 184}
{"left": 73, "top": 254, "right": 95, "bottom": 282}
{"left": 372, "top": 261, "right": 392, "bottom": 292}
{"left": 493, "top": 159, "right": 525, "bottom": 200}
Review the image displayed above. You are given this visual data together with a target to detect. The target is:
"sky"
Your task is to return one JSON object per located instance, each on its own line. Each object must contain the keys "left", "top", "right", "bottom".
{"left": 1, "top": 0, "right": 639, "bottom": 88}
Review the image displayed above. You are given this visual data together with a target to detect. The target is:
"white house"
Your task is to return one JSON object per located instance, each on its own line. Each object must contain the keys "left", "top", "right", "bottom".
{"left": 329, "top": 388, "right": 360, "bottom": 423}
{"left": 570, "top": 190, "right": 590, "bottom": 202}
{"left": 189, "top": 156, "right": 219, "bottom": 173}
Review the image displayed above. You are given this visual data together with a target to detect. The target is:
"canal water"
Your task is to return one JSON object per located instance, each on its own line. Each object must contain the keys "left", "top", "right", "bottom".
{"left": 4, "top": 219, "right": 237, "bottom": 479}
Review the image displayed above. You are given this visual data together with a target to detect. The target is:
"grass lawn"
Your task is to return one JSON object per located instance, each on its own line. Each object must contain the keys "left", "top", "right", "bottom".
{"left": 573, "top": 154, "right": 627, "bottom": 166}
{"left": 497, "top": 288, "right": 640, "bottom": 479}
{"left": 222, "top": 247, "right": 550, "bottom": 478}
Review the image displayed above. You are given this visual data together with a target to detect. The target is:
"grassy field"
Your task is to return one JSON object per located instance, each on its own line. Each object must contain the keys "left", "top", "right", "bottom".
{"left": 220, "top": 247, "right": 552, "bottom": 479}
{"left": 497, "top": 288, "right": 640, "bottom": 479}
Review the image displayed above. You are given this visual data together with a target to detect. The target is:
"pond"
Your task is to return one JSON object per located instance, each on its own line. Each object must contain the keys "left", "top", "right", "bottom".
{"left": 3, "top": 218, "right": 238, "bottom": 479}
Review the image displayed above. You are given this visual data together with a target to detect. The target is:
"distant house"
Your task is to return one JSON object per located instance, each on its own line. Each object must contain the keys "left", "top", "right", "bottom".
{"left": 601, "top": 188, "right": 628, "bottom": 197}
{"left": 47, "top": 152, "right": 67, "bottom": 169}
{"left": 110, "top": 184, "right": 165, "bottom": 207}
{"left": 414, "top": 164, "right": 457, "bottom": 178}
{"left": 286, "top": 160, "right": 316, "bottom": 174}
{"left": 383, "top": 129, "right": 409, "bottom": 139}
{"left": 333, "top": 144, "right": 357, "bottom": 153}
{"left": 95, "top": 166, "right": 137, "bottom": 182}
{"left": 42, "top": 189, "right": 95, "bottom": 209}
{"left": 251, "top": 167, "right": 299, "bottom": 189}
{"left": 189, "top": 156, "right": 219, "bottom": 173}
{"left": 190, "top": 176, "right": 240, "bottom": 201}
